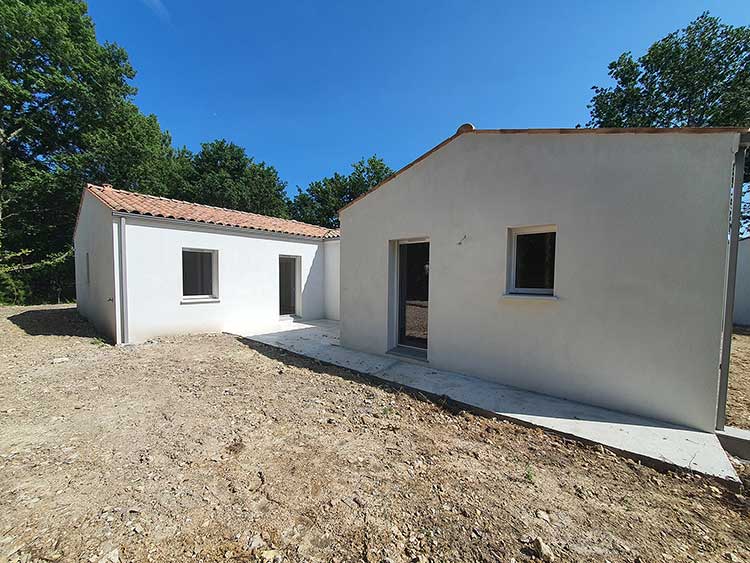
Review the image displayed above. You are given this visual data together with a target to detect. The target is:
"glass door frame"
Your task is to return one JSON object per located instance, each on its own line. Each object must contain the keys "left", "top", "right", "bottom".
{"left": 394, "top": 238, "right": 430, "bottom": 352}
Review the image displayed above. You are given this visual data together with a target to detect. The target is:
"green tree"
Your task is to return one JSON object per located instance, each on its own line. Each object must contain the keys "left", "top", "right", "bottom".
{"left": 587, "top": 13, "right": 750, "bottom": 168}
{"left": 188, "top": 140, "right": 290, "bottom": 217}
{"left": 0, "top": 0, "right": 155, "bottom": 302}
{"left": 290, "top": 156, "right": 393, "bottom": 228}
{"left": 66, "top": 102, "right": 177, "bottom": 197}
{"left": 0, "top": 0, "right": 298, "bottom": 304}
{"left": 587, "top": 13, "right": 750, "bottom": 230}
{"left": 0, "top": 0, "right": 135, "bottom": 243}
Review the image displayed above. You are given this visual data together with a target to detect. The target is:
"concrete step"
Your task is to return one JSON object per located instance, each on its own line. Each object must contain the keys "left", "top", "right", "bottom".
{"left": 718, "top": 426, "right": 750, "bottom": 460}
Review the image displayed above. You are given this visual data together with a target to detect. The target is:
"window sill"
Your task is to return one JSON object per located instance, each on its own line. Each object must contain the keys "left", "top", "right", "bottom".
{"left": 180, "top": 297, "right": 220, "bottom": 305}
{"left": 502, "top": 293, "right": 558, "bottom": 301}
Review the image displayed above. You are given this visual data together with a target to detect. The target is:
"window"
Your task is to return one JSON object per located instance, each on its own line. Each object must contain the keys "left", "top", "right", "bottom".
{"left": 182, "top": 249, "right": 217, "bottom": 298}
{"left": 508, "top": 226, "right": 556, "bottom": 295}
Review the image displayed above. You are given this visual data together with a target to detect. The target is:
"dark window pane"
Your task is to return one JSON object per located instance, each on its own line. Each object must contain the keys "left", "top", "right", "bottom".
{"left": 515, "top": 232, "right": 555, "bottom": 290}
{"left": 183, "top": 251, "right": 213, "bottom": 296}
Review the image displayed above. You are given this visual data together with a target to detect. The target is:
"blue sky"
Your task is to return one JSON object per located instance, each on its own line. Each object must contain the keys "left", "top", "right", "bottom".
{"left": 87, "top": 0, "right": 749, "bottom": 195}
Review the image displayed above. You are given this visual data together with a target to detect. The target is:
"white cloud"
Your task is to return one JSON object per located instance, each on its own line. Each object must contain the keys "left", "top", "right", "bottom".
{"left": 141, "top": 0, "right": 171, "bottom": 24}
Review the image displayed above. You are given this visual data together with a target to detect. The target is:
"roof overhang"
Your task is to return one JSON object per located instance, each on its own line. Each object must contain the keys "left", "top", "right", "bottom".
{"left": 110, "top": 210, "right": 339, "bottom": 242}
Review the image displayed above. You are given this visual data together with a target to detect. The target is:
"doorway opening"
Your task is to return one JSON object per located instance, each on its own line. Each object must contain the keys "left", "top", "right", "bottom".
{"left": 397, "top": 241, "right": 429, "bottom": 354}
{"left": 279, "top": 256, "right": 298, "bottom": 316}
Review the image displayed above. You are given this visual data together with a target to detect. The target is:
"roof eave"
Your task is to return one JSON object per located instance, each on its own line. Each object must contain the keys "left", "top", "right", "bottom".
{"left": 110, "top": 210, "right": 335, "bottom": 241}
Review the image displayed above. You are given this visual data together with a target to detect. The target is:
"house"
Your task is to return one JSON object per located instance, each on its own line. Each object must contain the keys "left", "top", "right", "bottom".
{"left": 75, "top": 126, "right": 748, "bottom": 436}
{"left": 733, "top": 237, "right": 750, "bottom": 326}
{"left": 338, "top": 125, "right": 749, "bottom": 433}
{"left": 73, "top": 184, "right": 340, "bottom": 344}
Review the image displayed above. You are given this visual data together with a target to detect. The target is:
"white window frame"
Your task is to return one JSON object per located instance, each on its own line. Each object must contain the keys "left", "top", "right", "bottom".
{"left": 507, "top": 224, "right": 557, "bottom": 296}
{"left": 181, "top": 248, "right": 219, "bottom": 303}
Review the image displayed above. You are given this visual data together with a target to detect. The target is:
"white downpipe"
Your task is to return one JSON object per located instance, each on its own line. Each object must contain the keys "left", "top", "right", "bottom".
{"left": 118, "top": 215, "right": 130, "bottom": 345}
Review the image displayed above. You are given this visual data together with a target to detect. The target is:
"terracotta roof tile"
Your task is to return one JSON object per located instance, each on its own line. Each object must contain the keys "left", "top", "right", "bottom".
{"left": 86, "top": 184, "right": 339, "bottom": 240}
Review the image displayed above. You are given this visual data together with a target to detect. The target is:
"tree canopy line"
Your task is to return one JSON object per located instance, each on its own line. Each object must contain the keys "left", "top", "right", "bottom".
{"left": 0, "top": 0, "right": 394, "bottom": 304}
{"left": 1, "top": 3, "right": 748, "bottom": 305}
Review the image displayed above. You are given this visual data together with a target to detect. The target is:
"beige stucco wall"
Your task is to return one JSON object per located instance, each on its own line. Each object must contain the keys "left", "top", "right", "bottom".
{"left": 340, "top": 131, "right": 740, "bottom": 432}
{"left": 73, "top": 191, "right": 118, "bottom": 342}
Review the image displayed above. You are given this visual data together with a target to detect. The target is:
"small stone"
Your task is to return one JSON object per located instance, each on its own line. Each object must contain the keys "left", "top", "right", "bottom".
{"left": 98, "top": 547, "right": 120, "bottom": 563}
{"left": 536, "top": 510, "right": 550, "bottom": 523}
{"left": 224, "top": 550, "right": 234, "bottom": 559}
{"left": 51, "top": 357, "right": 70, "bottom": 364}
{"left": 531, "top": 537, "right": 555, "bottom": 562}
{"left": 247, "top": 535, "right": 265, "bottom": 551}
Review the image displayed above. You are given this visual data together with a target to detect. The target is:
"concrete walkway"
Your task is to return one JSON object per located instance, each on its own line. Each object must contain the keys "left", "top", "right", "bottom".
{"left": 245, "top": 320, "right": 740, "bottom": 486}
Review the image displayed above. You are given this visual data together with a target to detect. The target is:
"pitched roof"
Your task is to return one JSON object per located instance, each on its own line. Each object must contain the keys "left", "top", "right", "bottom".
{"left": 86, "top": 184, "right": 339, "bottom": 240}
{"left": 338, "top": 125, "right": 750, "bottom": 213}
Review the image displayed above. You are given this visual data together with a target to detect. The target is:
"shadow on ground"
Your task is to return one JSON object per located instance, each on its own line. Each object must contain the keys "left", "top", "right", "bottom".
{"left": 9, "top": 306, "right": 102, "bottom": 339}
{"left": 238, "top": 336, "right": 471, "bottom": 416}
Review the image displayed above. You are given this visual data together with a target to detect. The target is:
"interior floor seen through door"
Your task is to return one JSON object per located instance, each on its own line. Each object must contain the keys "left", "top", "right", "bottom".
{"left": 398, "top": 242, "right": 429, "bottom": 349}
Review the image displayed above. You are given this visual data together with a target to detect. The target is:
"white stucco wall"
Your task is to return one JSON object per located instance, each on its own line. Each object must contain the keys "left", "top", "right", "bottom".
{"left": 340, "top": 131, "right": 740, "bottom": 432}
{"left": 73, "top": 191, "right": 117, "bottom": 342}
{"left": 734, "top": 238, "right": 750, "bottom": 326}
{"left": 324, "top": 239, "right": 340, "bottom": 321}
{"left": 120, "top": 216, "right": 329, "bottom": 343}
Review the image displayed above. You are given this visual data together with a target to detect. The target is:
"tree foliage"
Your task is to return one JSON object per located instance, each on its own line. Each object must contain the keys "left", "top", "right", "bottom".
{"left": 290, "top": 156, "right": 393, "bottom": 228}
{"left": 185, "top": 140, "right": 289, "bottom": 217}
{"left": 588, "top": 13, "right": 750, "bottom": 183}
{"left": 0, "top": 0, "right": 138, "bottom": 303}
{"left": 0, "top": 0, "right": 294, "bottom": 304}
{"left": 588, "top": 13, "right": 750, "bottom": 129}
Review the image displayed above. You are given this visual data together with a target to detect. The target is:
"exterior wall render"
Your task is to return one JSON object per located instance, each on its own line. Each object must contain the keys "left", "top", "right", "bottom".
{"left": 120, "top": 216, "right": 329, "bottom": 343}
{"left": 73, "top": 191, "right": 118, "bottom": 342}
{"left": 340, "top": 131, "right": 740, "bottom": 432}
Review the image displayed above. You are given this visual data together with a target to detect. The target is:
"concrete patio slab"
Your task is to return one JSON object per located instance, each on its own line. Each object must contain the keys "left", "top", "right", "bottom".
{"left": 245, "top": 320, "right": 740, "bottom": 486}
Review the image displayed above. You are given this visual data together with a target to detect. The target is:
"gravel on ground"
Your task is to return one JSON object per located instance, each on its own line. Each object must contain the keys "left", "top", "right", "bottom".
{"left": 728, "top": 327, "right": 750, "bottom": 429}
{"left": 0, "top": 304, "right": 749, "bottom": 563}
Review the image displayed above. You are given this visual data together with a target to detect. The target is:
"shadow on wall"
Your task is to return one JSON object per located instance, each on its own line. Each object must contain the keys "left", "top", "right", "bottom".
{"left": 9, "top": 306, "right": 104, "bottom": 340}
{"left": 301, "top": 247, "right": 325, "bottom": 319}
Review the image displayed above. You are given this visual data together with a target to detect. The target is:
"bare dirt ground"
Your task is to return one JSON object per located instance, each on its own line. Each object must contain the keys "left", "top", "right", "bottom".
{"left": 728, "top": 327, "right": 750, "bottom": 429}
{"left": 1, "top": 305, "right": 749, "bottom": 563}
